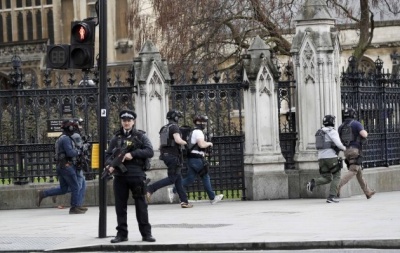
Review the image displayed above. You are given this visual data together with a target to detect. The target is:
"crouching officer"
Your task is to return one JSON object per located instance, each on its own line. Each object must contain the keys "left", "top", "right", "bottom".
{"left": 105, "top": 109, "right": 156, "bottom": 243}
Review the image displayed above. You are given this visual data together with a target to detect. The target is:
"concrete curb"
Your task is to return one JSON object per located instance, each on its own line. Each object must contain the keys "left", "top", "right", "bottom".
{"left": 47, "top": 239, "right": 400, "bottom": 252}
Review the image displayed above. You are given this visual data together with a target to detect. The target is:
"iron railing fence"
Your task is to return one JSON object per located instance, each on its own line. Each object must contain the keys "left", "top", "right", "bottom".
{"left": 341, "top": 56, "right": 400, "bottom": 168}
{"left": 0, "top": 66, "right": 135, "bottom": 184}
{"left": 170, "top": 68, "right": 247, "bottom": 200}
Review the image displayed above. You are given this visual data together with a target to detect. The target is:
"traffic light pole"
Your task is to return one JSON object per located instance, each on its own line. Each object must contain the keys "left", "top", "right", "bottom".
{"left": 98, "top": 0, "right": 108, "bottom": 238}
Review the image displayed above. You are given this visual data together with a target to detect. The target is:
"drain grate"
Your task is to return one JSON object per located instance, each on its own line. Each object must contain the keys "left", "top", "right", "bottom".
{"left": 0, "top": 236, "right": 71, "bottom": 251}
{"left": 153, "top": 223, "right": 231, "bottom": 228}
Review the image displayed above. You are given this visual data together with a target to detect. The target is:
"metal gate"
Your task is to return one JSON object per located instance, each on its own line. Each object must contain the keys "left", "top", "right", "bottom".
{"left": 277, "top": 65, "right": 297, "bottom": 170}
{"left": 170, "top": 69, "right": 247, "bottom": 200}
{"left": 341, "top": 56, "right": 400, "bottom": 168}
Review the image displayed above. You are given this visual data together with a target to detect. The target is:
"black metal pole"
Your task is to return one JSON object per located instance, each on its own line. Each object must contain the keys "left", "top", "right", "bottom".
{"left": 98, "top": 0, "right": 108, "bottom": 238}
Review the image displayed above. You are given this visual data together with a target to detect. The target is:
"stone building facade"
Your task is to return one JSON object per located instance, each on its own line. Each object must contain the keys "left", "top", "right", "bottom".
{"left": 0, "top": 0, "right": 139, "bottom": 89}
{"left": 0, "top": 0, "right": 399, "bottom": 90}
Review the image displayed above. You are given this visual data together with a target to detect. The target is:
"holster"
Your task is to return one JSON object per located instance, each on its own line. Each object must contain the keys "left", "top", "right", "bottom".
{"left": 346, "top": 155, "right": 363, "bottom": 169}
{"left": 199, "top": 159, "right": 209, "bottom": 177}
{"left": 132, "top": 179, "right": 148, "bottom": 198}
{"left": 331, "top": 158, "right": 342, "bottom": 174}
{"left": 57, "top": 158, "right": 69, "bottom": 169}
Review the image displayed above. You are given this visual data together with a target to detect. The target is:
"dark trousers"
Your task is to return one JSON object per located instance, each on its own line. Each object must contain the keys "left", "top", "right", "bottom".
{"left": 148, "top": 154, "right": 189, "bottom": 203}
{"left": 113, "top": 176, "right": 152, "bottom": 238}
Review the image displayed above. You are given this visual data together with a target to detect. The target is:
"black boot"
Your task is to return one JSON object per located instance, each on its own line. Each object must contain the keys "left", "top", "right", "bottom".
{"left": 111, "top": 235, "right": 128, "bottom": 243}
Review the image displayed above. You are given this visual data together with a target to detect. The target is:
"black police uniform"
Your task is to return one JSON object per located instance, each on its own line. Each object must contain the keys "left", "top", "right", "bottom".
{"left": 105, "top": 110, "right": 155, "bottom": 242}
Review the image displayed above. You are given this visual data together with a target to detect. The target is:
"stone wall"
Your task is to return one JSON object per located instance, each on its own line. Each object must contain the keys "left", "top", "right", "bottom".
{"left": 0, "top": 167, "right": 173, "bottom": 210}
{"left": 1, "top": 166, "right": 400, "bottom": 210}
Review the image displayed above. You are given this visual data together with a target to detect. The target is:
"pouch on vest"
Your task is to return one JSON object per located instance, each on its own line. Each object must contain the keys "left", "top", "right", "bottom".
{"left": 315, "top": 129, "right": 333, "bottom": 149}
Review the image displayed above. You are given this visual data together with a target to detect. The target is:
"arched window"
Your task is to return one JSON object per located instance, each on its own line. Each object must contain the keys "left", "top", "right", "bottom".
{"left": 6, "top": 13, "right": 12, "bottom": 42}
{"left": 17, "top": 12, "right": 24, "bottom": 41}
{"left": 47, "top": 9, "right": 54, "bottom": 43}
{"left": 36, "top": 11, "right": 42, "bottom": 40}
{"left": 360, "top": 57, "right": 375, "bottom": 74}
{"left": 27, "top": 11, "right": 33, "bottom": 41}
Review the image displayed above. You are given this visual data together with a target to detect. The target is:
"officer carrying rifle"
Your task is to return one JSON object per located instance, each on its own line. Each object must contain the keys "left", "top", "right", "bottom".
{"left": 101, "top": 141, "right": 130, "bottom": 179}
{"left": 105, "top": 109, "right": 156, "bottom": 244}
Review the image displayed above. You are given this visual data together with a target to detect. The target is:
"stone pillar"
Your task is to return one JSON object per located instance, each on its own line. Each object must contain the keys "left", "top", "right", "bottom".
{"left": 133, "top": 40, "right": 171, "bottom": 151}
{"left": 290, "top": 0, "right": 341, "bottom": 198}
{"left": 132, "top": 40, "right": 173, "bottom": 203}
{"left": 242, "top": 36, "right": 288, "bottom": 200}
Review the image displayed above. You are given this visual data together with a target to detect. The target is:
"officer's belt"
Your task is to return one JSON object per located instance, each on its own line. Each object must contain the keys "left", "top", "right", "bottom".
{"left": 163, "top": 153, "right": 179, "bottom": 157}
{"left": 188, "top": 153, "right": 204, "bottom": 158}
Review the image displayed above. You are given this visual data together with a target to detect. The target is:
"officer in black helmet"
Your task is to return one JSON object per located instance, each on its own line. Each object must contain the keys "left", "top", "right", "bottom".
{"left": 106, "top": 109, "right": 155, "bottom": 243}
{"left": 173, "top": 115, "right": 224, "bottom": 204}
{"left": 306, "top": 115, "right": 346, "bottom": 203}
{"left": 50, "top": 117, "right": 88, "bottom": 209}
{"left": 37, "top": 119, "right": 86, "bottom": 214}
{"left": 146, "top": 109, "right": 193, "bottom": 208}
{"left": 337, "top": 108, "right": 375, "bottom": 200}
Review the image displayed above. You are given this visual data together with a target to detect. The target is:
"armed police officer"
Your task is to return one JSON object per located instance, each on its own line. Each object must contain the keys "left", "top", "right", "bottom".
{"left": 338, "top": 108, "right": 375, "bottom": 199}
{"left": 306, "top": 115, "right": 346, "bottom": 203}
{"left": 105, "top": 109, "right": 156, "bottom": 243}
{"left": 41, "top": 118, "right": 89, "bottom": 210}
{"left": 146, "top": 109, "right": 193, "bottom": 208}
{"left": 37, "top": 119, "right": 86, "bottom": 214}
{"left": 173, "top": 115, "right": 223, "bottom": 204}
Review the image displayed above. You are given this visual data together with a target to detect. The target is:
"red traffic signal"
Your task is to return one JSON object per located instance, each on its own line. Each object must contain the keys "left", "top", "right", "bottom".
{"left": 71, "top": 21, "right": 95, "bottom": 44}
{"left": 70, "top": 20, "right": 95, "bottom": 69}
{"left": 46, "top": 44, "right": 70, "bottom": 69}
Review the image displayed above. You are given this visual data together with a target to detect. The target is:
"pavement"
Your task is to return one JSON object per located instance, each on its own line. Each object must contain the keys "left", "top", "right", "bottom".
{"left": 1, "top": 191, "right": 400, "bottom": 252}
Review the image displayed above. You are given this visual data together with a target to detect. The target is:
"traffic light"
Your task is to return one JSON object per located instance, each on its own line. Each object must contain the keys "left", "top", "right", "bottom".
{"left": 70, "top": 20, "right": 95, "bottom": 69}
{"left": 46, "top": 44, "right": 70, "bottom": 69}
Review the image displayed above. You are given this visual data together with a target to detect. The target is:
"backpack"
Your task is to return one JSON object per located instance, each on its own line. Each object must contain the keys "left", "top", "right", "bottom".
{"left": 315, "top": 129, "right": 332, "bottom": 149}
{"left": 339, "top": 120, "right": 355, "bottom": 147}
{"left": 159, "top": 123, "right": 175, "bottom": 147}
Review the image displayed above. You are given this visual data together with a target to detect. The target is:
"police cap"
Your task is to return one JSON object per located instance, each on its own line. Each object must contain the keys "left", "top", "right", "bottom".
{"left": 119, "top": 109, "right": 137, "bottom": 120}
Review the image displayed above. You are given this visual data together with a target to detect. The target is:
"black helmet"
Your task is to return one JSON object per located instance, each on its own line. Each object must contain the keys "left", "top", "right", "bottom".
{"left": 193, "top": 115, "right": 208, "bottom": 130}
{"left": 322, "top": 115, "right": 335, "bottom": 127}
{"left": 343, "top": 108, "right": 356, "bottom": 119}
{"left": 61, "top": 119, "right": 79, "bottom": 132}
{"left": 166, "top": 109, "right": 183, "bottom": 122}
{"left": 192, "top": 115, "right": 208, "bottom": 124}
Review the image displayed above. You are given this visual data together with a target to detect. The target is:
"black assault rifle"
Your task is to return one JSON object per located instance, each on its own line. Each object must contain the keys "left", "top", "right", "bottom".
{"left": 101, "top": 145, "right": 131, "bottom": 179}
{"left": 76, "top": 135, "right": 91, "bottom": 172}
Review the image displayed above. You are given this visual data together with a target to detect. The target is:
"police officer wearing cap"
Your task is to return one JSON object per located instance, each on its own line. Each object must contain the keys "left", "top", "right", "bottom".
{"left": 105, "top": 109, "right": 156, "bottom": 243}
